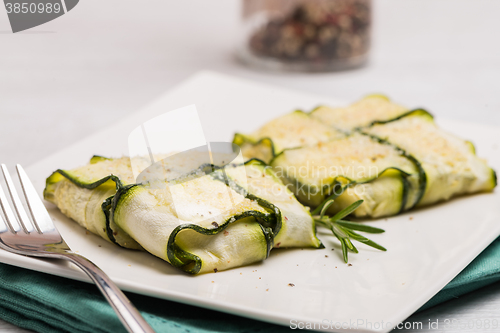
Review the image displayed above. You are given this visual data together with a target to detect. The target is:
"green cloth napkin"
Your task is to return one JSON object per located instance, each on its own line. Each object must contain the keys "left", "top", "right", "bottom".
{"left": 1, "top": 237, "right": 500, "bottom": 333}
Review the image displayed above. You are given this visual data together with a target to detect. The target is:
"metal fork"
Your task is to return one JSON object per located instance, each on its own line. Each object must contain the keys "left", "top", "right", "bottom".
{"left": 0, "top": 164, "right": 155, "bottom": 333}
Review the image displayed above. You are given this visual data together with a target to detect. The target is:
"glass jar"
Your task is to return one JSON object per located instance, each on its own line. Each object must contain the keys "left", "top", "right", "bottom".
{"left": 238, "top": 0, "right": 371, "bottom": 72}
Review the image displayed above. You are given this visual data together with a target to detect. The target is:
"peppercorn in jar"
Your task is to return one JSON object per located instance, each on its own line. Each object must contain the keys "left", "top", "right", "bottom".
{"left": 238, "top": 0, "right": 371, "bottom": 72}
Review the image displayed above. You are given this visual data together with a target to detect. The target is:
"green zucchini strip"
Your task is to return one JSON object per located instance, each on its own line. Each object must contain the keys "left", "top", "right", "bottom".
{"left": 308, "top": 98, "right": 427, "bottom": 210}
{"left": 360, "top": 133, "right": 426, "bottom": 211}
{"left": 89, "top": 155, "right": 113, "bottom": 164}
{"left": 112, "top": 169, "right": 279, "bottom": 274}
{"left": 233, "top": 134, "right": 276, "bottom": 165}
{"left": 190, "top": 158, "right": 322, "bottom": 248}
{"left": 44, "top": 163, "right": 141, "bottom": 249}
{"left": 224, "top": 159, "right": 322, "bottom": 248}
{"left": 310, "top": 95, "right": 409, "bottom": 131}
{"left": 269, "top": 133, "right": 419, "bottom": 218}
{"left": 166, "top": 215, "right": 273, "bottom": 274}
{"left": 233, "top": 110, "right": 345, "bottom": 163}
{"left": 363, "top": 109, "right": 497, "bottom": 206}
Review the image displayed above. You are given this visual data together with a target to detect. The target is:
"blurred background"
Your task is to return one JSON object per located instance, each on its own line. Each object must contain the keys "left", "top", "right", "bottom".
{"left": 1, "top": 0, "right": 499, "bottom": 166}
{"left": 1, "top": 1, "right": 500, "bottom": 332}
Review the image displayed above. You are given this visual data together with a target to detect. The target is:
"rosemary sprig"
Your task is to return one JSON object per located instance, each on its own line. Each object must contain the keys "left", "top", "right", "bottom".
{"left": 313, "top": 199, "right": 386, "bottom": 263}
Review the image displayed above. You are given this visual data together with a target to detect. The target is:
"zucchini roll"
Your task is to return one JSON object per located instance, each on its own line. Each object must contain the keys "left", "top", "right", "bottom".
{"left": 363, "top": 110, "right": 497, "bottom": 206}
{"left": 233, "top": 106, "right": 422, "bottom": 217}
{"left": 44, "top": 155, "right": 321, "bottom": 274}
{"left": 310, "top": 95, "right": 496, "bottom": 206}
{"left": 233, "top": 95, "right": 495, "bottom": 217}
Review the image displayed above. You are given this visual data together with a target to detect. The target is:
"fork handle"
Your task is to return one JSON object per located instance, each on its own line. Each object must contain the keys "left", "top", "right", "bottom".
{"left": 63, "top": 253, "right": 156, "bottom": 333}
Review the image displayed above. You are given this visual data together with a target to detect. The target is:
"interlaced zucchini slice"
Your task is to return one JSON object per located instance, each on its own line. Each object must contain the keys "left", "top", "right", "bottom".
{"left": 363, "top": 109, "right": 497, "bottom": 206}
{"left": 225, "top": 159, "right": 322, "bottom": 248}
{"left": 311, "top": 95, "right": 409, "bottom": 131}
{"left": 112, "top": 171, "right": 277, "bottom": 274}
{"left": 234, "top": 110, "right": 345, "bottom": 163}
{"left": 44, "top": 157, "right": 142, "bottom": 249}
{"left": 270, "top": 133, "right": 420, "bottom": 217}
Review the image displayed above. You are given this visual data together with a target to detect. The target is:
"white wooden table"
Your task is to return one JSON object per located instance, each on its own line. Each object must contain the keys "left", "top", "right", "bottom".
{"left": 1, "top": 0, "right": 499, "bottom": 332}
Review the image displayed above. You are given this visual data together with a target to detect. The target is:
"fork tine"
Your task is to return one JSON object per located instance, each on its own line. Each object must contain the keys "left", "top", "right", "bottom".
{"left": 16, "top": 165, "right": 56, "bottom": 233}
{"left": 0, "top": 187, "right": 12, "bottom": 234}
{"left": 1, "top": 164, "right": 35, "bottom": 233}
{"left": 0, "top": 164, "right": 33, "bottom": 233}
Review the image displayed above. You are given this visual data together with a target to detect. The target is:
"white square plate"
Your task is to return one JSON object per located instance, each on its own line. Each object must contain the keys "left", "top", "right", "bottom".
{"left": 2, "top": 71, "right": 499, "bottom": 333}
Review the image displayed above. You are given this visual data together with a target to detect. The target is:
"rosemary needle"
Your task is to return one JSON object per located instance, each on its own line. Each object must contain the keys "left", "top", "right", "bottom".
{"left": 313, "top": 199, "right": 386, "bottom": 263}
